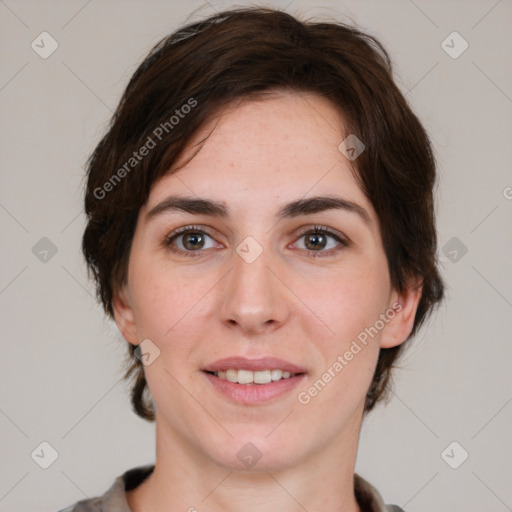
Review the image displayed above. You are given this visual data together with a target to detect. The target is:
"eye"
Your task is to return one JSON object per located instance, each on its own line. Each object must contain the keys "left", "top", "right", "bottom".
{"left": 293, "top": 225, "right": 349, "bottom": 256}
{"left": 164, "top": 224, "right": 349, "bottom": 258}
{"left": 165, "top": 225, "right": 220, "bottom": 256}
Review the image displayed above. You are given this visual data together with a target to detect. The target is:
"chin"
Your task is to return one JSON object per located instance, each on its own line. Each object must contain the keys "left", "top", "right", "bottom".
{"left": 203, "top": 430, "right": 311, "bottom": 473}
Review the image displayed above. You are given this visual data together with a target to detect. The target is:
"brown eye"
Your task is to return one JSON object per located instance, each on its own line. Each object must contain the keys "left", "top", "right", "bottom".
{"left": 181, "top": 232, "right": 206, "bottom": 250}
{"left": 304, "top": 232, "right": 327, "bottom": 251}
{"left": 166, "top": 227, "right": 218, "bottom": 254}
{"left": 293, "top": 225, "right": 350, "bottom": 257}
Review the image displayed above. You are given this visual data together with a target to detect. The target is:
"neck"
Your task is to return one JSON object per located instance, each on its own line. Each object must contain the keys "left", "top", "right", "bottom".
{"left": 127, "top": 416, "right": 363, "bottom": 512}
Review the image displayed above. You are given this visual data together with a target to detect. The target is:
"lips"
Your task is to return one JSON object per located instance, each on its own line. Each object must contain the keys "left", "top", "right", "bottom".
{"left": 202, "top": 357, "right": 307, "bottom": 404}
{"left": 202, "top": 356, "right": 307, "bottom": 374}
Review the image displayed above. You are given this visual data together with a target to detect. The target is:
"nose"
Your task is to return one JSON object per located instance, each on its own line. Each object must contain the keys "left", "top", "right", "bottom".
{"left": 218, "top": 243, "right": 291, "bottom": 335}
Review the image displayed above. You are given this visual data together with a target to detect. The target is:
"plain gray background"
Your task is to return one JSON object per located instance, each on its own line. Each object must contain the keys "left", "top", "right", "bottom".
{"left": 1, "top": 1, "right": 511, "bottom": 511}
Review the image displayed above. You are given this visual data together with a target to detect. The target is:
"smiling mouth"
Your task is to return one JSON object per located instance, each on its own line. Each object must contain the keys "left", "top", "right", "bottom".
{"left": 204, "top": 369, "right": 303, "bottom": 384}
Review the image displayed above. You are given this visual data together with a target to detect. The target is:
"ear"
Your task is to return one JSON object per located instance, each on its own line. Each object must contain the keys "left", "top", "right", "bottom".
{"left": 379, "top": 278, "right": 423, "bottom": 349}
{"left": 112, "top": 284, "right": 139, "bottom": 345}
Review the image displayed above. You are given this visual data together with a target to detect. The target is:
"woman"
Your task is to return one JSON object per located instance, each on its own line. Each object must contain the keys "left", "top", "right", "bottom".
{"left": 61, "top": 7, "right": 444, "bottom": 512}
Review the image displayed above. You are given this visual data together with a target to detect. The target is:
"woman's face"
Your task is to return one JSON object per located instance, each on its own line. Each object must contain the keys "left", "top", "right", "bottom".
{"left": 114, "top": 91, "right": 419, "bottom": 471}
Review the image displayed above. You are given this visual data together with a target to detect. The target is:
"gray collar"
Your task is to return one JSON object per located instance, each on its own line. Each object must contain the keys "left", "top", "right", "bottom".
{"left": 59, "top": 464, "right": 405, "bottom": 512}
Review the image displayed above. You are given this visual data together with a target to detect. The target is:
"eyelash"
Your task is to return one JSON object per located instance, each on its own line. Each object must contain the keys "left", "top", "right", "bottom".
{"left": 164, "top": 224, "right": 350, "bottom": 258}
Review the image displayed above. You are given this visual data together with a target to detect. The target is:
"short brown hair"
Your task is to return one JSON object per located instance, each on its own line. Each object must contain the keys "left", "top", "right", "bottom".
{"left": 82, "top": 7, "right": 444, "bottom": 421}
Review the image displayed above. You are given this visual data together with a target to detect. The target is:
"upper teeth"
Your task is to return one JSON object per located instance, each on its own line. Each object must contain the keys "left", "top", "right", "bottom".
{"left": 215, "top": 369, "right": 294, "bottom": 384}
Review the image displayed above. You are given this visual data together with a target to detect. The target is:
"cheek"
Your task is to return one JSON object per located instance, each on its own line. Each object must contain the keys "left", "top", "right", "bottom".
{"left": 301, "top": 255, "right": 391, "bottom": 343}
{"left": 295, "top": 268, "right": 386, "bottom": 415}
{"left": 128, "top": 265, "right": 213, "bottom": 401}
{"left": 128, "top": 255, "right": 216, "bottom": 349}
{"left": 293, "top": 253, "right": 390, "bottom": 406}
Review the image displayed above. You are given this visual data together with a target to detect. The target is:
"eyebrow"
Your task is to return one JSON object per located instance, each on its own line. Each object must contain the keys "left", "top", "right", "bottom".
{"left": 146, "top": 194, "right": 371, "bottom": 225}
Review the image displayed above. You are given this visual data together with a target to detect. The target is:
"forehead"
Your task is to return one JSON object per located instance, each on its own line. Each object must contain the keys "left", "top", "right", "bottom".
{"left": 147, "top": 91, "right": 376, "bottom": 225}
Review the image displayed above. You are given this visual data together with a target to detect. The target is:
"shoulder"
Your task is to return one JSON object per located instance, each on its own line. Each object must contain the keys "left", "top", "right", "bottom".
{"left": 56, "top": 497, "right": 102, "bottom": 512}
{"left": 354, "top": 473, "right": 405, "bottom": 512}
{"left": 56, "top": 464, "right": 154, "bottom": 512}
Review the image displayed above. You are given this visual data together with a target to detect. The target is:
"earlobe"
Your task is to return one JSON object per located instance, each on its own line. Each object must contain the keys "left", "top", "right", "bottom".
{"left": 379, "top": 281, "right": 423, "bottom": 349}
{"left": 112, "top": 285, "right": 139, "bottom": 345}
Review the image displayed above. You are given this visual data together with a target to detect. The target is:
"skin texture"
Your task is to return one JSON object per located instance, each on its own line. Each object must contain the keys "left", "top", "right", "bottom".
{"left": 114, "top": 91, "right": 422, "bottom": 512}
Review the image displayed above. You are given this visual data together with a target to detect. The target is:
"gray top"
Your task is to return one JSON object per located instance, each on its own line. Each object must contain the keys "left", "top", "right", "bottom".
{"left": 58, "top": 464, "right": 405, "bottom": 512}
